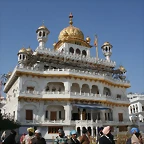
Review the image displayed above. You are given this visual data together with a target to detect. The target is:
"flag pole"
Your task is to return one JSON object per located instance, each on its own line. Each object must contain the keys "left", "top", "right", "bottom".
{"left": 94, "top": 35, "right": 99, "bottom": 60}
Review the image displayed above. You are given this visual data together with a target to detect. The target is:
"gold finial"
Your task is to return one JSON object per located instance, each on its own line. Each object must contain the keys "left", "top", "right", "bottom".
{"left": 42, "top": 20, "right": 44, "bottom": 25}
{"left": 69, "top": 12, "right": 73, "bottom": 25}
{"left": 53, "top": 42, "right": 56, "bottom": 47}
{"left": 86, "top": 36, "right": 91, "bottom": 43}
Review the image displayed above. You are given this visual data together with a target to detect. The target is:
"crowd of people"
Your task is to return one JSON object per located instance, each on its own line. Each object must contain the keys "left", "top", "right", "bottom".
{"left": 0, "top": 126, "right": 143, "bottom": 144}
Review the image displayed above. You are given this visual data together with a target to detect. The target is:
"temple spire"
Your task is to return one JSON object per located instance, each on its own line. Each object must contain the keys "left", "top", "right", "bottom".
{"left": 69, "top": 12, "right": 73, "bottom": 25}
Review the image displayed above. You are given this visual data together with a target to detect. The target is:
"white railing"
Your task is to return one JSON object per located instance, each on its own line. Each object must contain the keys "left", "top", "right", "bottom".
{"left": 35, "top": 46, "right": 116, "bottom": 67}
{"left": 22, "top": 119, "right": 132, "bottom": 126}
{"left": 16, "top": 66, "right": 130, "bottom": 85}
{"left": 19, "top": 91, "right": 129, "bottom": 102}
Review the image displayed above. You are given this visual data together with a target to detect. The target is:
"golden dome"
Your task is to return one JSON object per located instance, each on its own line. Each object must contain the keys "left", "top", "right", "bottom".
{"left": 36, "top": 24, "right": 50, "bottom": 34}
{"left": 86, "top": 36, "right": 91, "bottom": 43}
{"left": 26, "top": 47, "right": 33, "bottom": 54}
{"left": 58, "top": 13, "right": 84, "bottom": 41}
{"left": 119, "top": 66, "right": 127, "bottom": 73}
{"left": 18, "top": 48, "right": 27, "bottom": 53}
{"left": 101, "top": 42, "right": 113, "bottom": 48}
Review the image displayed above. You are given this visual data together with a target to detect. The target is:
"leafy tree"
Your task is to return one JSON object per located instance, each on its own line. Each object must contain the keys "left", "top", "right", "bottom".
{"left": 0, "top": 110, "right": 21, "bottom": 131}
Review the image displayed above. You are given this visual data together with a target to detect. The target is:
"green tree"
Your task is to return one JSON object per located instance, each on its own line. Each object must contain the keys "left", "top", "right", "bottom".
{"left": 0, "top": 110, "right": 21, "bottom": 131}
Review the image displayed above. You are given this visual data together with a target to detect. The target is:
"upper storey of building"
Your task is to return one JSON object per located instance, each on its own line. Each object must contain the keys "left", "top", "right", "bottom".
{"left": 3, "top": 13, "right": 130, "bottom": 93}
{"left": 127, "top": 93, "right": 144, "bottom": 103}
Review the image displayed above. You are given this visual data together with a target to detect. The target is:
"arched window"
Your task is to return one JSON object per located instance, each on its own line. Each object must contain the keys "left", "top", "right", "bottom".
{"left": 20, "top": 55, "right": 21, "bottom": 60}
{"left": 133, "top": 105, "right": 135, "bottom": 113}
{"left": 39, "top": 32, "right": 42, "bottom": 36}
{"left": 82, "top": 50, "right": 87, "bottom": 56}
{"left": 43, "top": 32, "right": 45, "bottom": 37}
{"left": 52, "top": 87, "right": 56, "bottom": 92}
{"left": 136, "top": 104, "right": 138, "bottom": 113}
{"left": 76, "top": 49, "right": 80, "bottom": 55}
{"left": 69, "top": 47, "right": 74, "bottom": 53}
{"left": 130, "top": 106, "right": 132, "bottom": 114}
{"left": 45, "top": 86, "right": 49, "bottom": 91}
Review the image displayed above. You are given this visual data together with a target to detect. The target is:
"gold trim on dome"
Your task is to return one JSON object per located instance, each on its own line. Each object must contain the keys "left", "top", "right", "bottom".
{"left": 18, "top": 48, "right": 27, "bottom": 54}
{"left": 36, "top": 24, "right": 50, "bottom": 34}
{"left": 26, "top": 46, "right": 33, "bottom": 54}
{"left": 86, "top": 36, "right": 91, "bottom": 44}
{"left": 18, "top": 97, "right": 130, "bottom": 107}
{"left": 54, "top": 13, "right": 93, "bottom": 50}
{"left": 119, "top": 65, "right": 127, "bottom": 73}
{"left": 16, "top": 71, "right": 131, "bottom": 88}
{"left": 101, "top": 42, "right": 113, "bottom": 49}
{"left": 54, "top": 38, "right": 92, "bottom": 50}
{"left": 58, "top": 13, "right": 84, "bottom": 41}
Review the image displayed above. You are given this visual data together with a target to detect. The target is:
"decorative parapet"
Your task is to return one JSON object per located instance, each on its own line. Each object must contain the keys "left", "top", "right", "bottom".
{"left": 18, "top": 91, "right": 129, "bottom": 104}
{"left": 35, "top": 46, "right": 116, "bottom": 67}
{"left": 16, "top": 65, "right": 130, "bottom": 85}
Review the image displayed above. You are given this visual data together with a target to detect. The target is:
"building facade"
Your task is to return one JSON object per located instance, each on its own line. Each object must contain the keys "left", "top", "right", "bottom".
{"left": 2, "top": 13, "right": 132, "bottom": 139}
{"left": 128, "top": 93, "right": 144, "bottom": 132}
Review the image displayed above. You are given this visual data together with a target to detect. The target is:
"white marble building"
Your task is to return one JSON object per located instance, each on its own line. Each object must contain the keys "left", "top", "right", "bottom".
{"left": 128, "top": 93, "right": 144, "bottom": 132}
{"left": 2, "top": 13, "right": 132, "bottom": 139}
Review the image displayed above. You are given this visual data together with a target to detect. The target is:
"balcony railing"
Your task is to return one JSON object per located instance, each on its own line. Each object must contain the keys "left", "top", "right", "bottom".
{"left": 16, "top": 66, "right": 130, "bottom": 85}
{"left": 35, "top": 45, "right": 116, "bottom": 67}
{"left": 21, "top": 119, "right": 132, "bottom": 126}
{"left": 19, "top": 91, "right": 129, "bottom": 104}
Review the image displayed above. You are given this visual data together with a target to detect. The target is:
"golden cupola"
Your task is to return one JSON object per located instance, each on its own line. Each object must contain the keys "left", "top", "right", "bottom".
{"left": 54, "top": 13, "right": 92, "bottom": 50}
{"left": 17, "top": 47, "right": 27, "bottom": 55}
{"left": 119, "top": 65, "right": 127, "bottom": 73}
{"left": 26, "top": 46, "right": 33, "bottom": 54}
{"left": 58, "top": 13, "right": 84, "bottom": 41}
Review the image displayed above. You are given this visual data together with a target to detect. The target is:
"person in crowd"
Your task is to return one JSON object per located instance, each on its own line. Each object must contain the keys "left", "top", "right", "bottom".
{"left": 67, "top": 130, "right": 80, "bottom": 144}
{"left": 96, "top": 127, "right": 104, "bottom": 143}
{"left": 22, "top": 127, "right": 35, "bottom": 144}
{"left": 1, "top": 131, "right": 6, "bottom": 143}
{"left": 54, "top": 129, "right": 68, "bottom": 144}
{"left": 126, "top": 127, "right": 140, "bottom": 144}
{"left": 87, "top": 130, "right": 94, "bottom": 144}
{"left": 97, "top": 126, "right": 115, "bottom": 144}
{"left": 79, "top": 127, "right": 90, "bottom": 144}
{"left": 30, "top": 130, "right": 46, "bottom": 144}
{"left": 20, "top": 133, "right": 26, "bottom": 144}
{"left": 98, "top": 127, "right": 103, "bottom": 137}
{"left": 131, "top": 132, "right": 143, "bottom": 144}
{"left": 2, "top": 130, "right": 16, "bottom": 144}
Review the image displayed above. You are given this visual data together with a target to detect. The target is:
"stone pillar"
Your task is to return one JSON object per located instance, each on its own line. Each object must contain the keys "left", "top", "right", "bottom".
{"left": 80, "top": 109, "right": 83, "bottom": 120}
{"left": 98, "top": 84, "right": 103, "bottom": 95}
{"left": 101, "top": 111, "right": 105, "bottom": 122}
{"left": 37, "top": 101, "right": 45, "bottom": 122}
{"left": 91, "top": 126, "right": 94, "bottom": 137}
{"left": 80, "top": 126, "right": 82, "bottom": 136}
{"left": 64, "top": 104, "right": 72, "bottom": 121}
{"left": 64, "top": 82, "right": 72, "bottom": 93}
{"left": 95, "top": 126, "right": 98, "bottom": 139}
{"left": 91, "top": 110, "right": 93, "bottom": 122}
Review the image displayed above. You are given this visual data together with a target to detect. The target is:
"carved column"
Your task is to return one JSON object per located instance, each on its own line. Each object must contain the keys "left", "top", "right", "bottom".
{"left": 64, "top": 103, "right": 72, "bottom": 121}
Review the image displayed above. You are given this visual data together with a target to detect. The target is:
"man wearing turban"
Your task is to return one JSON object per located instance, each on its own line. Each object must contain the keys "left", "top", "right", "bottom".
{"left": 22, "top": 127, "right": 35, "bottom": 144}
{"left": 126, "top": 127, "right": 140, "bottom": 144}
{"left": 67, "top": 130, "right": 80, "bottom": 144}
{"left": 54, "top": 129, "right": 68, "bottom": 144}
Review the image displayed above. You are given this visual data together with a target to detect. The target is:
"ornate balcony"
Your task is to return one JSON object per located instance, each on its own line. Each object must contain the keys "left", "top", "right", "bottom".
{"left": 15, "top": 66, "right": 130, "bottom": 85}
{"left": 18, "top": 91, "right": 129, "bottom": 104}
{"left": 20, "top": 119, "right": 132, "bottom": 127}
{"left": 35, "top": 46, "right": 116, "bottom": 67}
